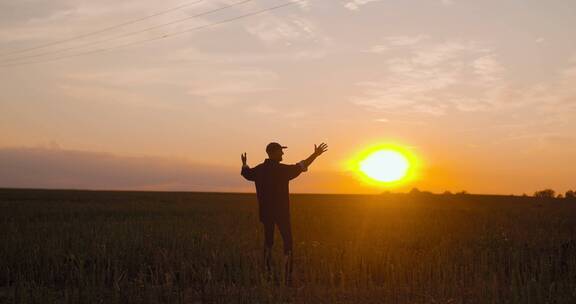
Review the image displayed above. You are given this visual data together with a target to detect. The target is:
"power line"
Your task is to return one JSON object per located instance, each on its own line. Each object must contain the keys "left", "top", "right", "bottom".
{"left": 0, "top": 0, "right": 253, "bottom": 64}
{"left": 0, "top": 0, "right": 205, "bottom": 58}
{"left": 0, "top": 1, "right": 299, "bottom": 68}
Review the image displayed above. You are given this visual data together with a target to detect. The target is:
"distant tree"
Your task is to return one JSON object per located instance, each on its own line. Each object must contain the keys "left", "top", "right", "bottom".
{"left": 456, "top": 190, "right": 468, "bottom": 196}
{"left": 557, "top": 194, "right": 564, "bottom": 199}
{"left": 534, "top": 189, "right": 555, "bottom": 199}
{"left": 443, "top": 191, "right": 453, "bottom": 195}
{"left": 409, "top": 188, "right": 421, "bottom": 195}
{"left": 565, "top": 190, "right": 576, "bottom": 200}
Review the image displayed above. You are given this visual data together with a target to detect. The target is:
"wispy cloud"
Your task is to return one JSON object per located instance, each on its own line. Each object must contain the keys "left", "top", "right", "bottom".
{"left": 472, "top": 55, "right": 503, "bottom": 82}
{"left": 246, "top": 104, "right": 277, "bottom": 114}
{"left": 244, "top": 13, "right": 328, "bottom": 49}
{"left": 441, "top": 0, "right": 455, "bottom": 7}
{"left": 374, "top": 118, "right": 426, "bottom": 125}
{"left": 365, "top": 35, "right": 428, "bottom": 53}
{"left": 187, "top": 68, "right": 281, "bottom": 106}
{"left": 343, "top": 0, "right": 382, "bottom": 11}
{"left": 352, "top": 37, "right": 505, "bottom": 115}
{"left": 344, "top": 0, "right": 453, "bottom": 11}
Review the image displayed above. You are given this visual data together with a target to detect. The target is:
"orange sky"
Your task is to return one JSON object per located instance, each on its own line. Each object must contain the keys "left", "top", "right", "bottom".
{"left": 0, "top": 0, "right": 575, "bottom": 194}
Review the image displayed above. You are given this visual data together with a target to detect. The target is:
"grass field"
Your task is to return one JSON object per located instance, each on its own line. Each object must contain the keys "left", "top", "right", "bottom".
{"left": 0, "top": 188, "right": 575, "bottom": 303}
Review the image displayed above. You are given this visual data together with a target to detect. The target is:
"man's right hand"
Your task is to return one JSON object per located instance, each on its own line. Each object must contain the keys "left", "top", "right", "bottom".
{"left": 241, "top": 152, "right": 247, "bottom": 166}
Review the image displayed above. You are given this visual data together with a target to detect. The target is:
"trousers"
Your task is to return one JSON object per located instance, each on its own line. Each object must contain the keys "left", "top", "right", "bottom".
{"left": 262, "top": 217, "right": 292, "bottom": 254}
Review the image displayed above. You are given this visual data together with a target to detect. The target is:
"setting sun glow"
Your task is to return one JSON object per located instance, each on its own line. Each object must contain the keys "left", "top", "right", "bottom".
{"left": 359, "top": 150, "right": 409, "bottom": 182}
{"left": 348, "top": 144, "right": 420, "bottom": 188}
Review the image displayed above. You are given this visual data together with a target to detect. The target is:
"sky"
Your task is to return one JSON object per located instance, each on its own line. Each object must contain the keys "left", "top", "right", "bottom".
{"left": 0, "top": 0, "right": 575, "bottom": 194}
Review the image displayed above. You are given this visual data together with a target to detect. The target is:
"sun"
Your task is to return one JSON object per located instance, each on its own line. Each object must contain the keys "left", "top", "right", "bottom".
{"left": 347, "top": 143, "right": 420, "bottom": 186}
{"left": 359, "top": 150, "right": 409, "bottom": 182}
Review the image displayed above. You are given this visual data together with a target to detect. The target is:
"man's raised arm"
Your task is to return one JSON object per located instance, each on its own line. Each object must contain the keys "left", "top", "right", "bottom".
{"left": 298, "top": 143, "right": 328, "bottom": 171}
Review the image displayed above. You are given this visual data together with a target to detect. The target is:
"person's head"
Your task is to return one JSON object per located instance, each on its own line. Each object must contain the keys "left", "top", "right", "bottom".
{"left": 266, "top": 142, "right": 287, "bottom": 161}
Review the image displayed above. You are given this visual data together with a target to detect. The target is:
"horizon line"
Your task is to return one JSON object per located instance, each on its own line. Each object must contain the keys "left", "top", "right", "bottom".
{"left": 0, "top": 186, "right": 552, "bottom": 198}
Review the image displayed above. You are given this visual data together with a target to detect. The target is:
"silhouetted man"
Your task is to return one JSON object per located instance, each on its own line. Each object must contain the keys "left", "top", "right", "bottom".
{"left": 240, "top": 142, "right": 328, "bottom": 281}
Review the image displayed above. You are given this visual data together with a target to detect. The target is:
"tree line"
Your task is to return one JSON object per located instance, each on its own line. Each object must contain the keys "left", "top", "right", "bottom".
{"left": 406, "top": 188, "right": 576, "bottom": 200}
{"left": 533, "top": 189, "right": 576, "bottom": 199}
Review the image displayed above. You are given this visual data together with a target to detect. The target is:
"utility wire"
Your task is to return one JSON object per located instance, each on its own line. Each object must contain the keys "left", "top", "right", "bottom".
{"left": 0, "top": 0, "right": 253, "bottom": 64}
{"left": 0, "top": 1, "right": 299, "bottom": 68}
{"left": 0, "top": 0, "right": 204, "bottom": 58}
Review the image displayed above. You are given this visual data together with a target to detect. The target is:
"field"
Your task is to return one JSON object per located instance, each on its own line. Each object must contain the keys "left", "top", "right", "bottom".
{"left": 0, "top": 189, "right": 575, "bottom": 303}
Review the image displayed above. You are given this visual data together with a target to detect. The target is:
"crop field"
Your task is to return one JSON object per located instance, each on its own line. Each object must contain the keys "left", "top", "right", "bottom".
{"left": 0, "top": 188, "right": 575, "bottom": 303}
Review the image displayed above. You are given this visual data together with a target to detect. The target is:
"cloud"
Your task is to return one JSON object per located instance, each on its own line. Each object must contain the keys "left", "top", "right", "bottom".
{"left": 366, "top": 35, "right": 428, "bottom": 53}
{"left": 244, "top": 14, "right": 327, "bottom": 49}
{"left": 191, "top": 82, "right": 277, "bottom": 96}
{"left": 0, "top": 0, "right": 168, "bottom": 43}
{"left": 63, "top": 66, "right": 189, "bottom": 87}
{"left": 295, "top": 0, "right": 312, "bottom": 11}
{"left": 374, "top": 118, "right": 426, "bottom": 125}
{"left": 246, "top": 103, "right": 277, "bottom": 114}
{"left": 352, "top": 37, "right": 506, "bottom": 115}
{"left": 65, "top": 64, "right": 284, "bottom": 109}
{"left": 472, "top": 55, "right": 503, "bottom": 82}
{"left": 441, "top": 0, "right": 455, "bottom": 6}
{"left": 0, "top": 147, "right": 249, "bottom": 192}
{"left": 0, "top": 0, "right": 267, "bottom": 55}
{"left": 56, "top": 82, "right": 178, "bottom": 110}
{"left": 0, "top": 0, "right": 75, "bottom": 27}
{"left": 495, "top": 54, "right": 576, "bottom": 118}
{"left": 344, "top": 0, "right": 452, "bottom": 11}
{"left": 186, "top": 68, "right": 281, "bottom": 106}
{"left": 355, "top": 36, "right": 576, "bottom": 121}
{"left": 343, "top": 0, "right": 382, "bottom": 11}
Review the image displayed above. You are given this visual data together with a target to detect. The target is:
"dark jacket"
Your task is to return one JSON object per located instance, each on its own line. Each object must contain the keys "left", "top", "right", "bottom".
{"left": 241, "top": 159, "right": 306, "bottom": 223}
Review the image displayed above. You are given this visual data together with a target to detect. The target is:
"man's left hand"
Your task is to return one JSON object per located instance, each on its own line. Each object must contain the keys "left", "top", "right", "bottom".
{"left": 314, "top": 143, "right": 328, "bottom": 156}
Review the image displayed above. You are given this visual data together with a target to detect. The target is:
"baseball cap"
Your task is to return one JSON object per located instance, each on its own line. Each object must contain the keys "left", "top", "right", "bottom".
{"left": 266, "top": 142, "right": 287, "bottom": 153}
